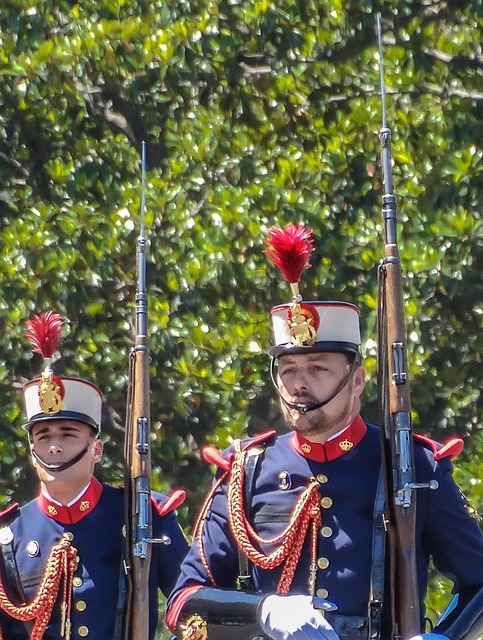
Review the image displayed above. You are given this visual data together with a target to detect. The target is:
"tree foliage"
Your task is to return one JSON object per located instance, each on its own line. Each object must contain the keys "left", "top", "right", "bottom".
{"left": 0, "top": 0, "right": 481, "bottom": 626}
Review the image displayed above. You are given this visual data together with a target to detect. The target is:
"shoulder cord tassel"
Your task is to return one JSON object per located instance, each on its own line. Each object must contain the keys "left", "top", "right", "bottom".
{"left": 0, "top": 536, "right": 78, "bottom": 640}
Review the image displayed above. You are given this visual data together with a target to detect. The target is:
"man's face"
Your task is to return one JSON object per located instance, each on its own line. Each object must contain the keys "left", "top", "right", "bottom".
{"left": 276, "top": 351, "right": 365, "bottom": 439}
{"left": 30, "top": 419, "right": 103, "bottom": 488}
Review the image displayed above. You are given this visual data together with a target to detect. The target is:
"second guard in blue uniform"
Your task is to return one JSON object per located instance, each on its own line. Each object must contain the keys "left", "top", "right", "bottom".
{"left": 166, "top": 225, "right": 483, "bottom": 640}
{"left": 0, "top": 311, "right": 189, "bottom": 640}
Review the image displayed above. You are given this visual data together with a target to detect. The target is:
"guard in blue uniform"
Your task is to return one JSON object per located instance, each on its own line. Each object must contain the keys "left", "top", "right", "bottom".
{"left": 0, "top": 311, "right": 189, "bottom": 640}
{"left": 166, "top": 225, "right": 483, "bottom": 640}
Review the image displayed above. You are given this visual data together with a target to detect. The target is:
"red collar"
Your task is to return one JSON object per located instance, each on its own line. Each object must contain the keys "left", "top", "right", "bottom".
{"left": 291, "top": 415, "right": 367, "bottom": 462}
{"left": 37, "top": 477, "right": 103, "bottom": 524}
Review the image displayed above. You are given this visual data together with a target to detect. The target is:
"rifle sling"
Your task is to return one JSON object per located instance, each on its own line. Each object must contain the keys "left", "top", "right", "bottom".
{"left": 0, "top": 541, "right": 33, "bottom": 636}
{"left": 0, "top": 541, "right": 25, "bottom": 605}
{"left": 368, "top": 468, "right": 386, "bottom": 640}
{"left": 237, "top": 447, "right": 264, "bottom": 591}
{"left": 113, "top": 555, "right": 128, "bottom": 640}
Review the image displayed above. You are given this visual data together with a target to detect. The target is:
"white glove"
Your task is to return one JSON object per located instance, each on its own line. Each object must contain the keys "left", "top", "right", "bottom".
{"left": 258, "top": 594, "right": 340, "bottom": 640}
{"left": 408, "top": 635, "right": 448, "bottom": 640}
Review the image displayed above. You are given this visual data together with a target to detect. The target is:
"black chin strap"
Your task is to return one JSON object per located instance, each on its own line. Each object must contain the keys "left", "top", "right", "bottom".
{"left": 270, "top": 357, "right": 358, "bottom": 414}
{"left": 29, "top": 434, "right": 99, "bottom": 473}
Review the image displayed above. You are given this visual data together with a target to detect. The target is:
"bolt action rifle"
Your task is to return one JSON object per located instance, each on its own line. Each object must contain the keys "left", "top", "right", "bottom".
{"left": 376, "top": 16, "right": 437, "bottom": 640}
{"left": 122, "top": 141, "right": 153, "bottom": 640}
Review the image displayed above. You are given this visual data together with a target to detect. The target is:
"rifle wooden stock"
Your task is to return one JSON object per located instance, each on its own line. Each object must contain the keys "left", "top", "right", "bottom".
{"left": 123, "top": 145, "right": 153, "bottom": 640}
{"left": 376, "top": 17, "right": 420, "bottom": 638}
{"left": 380, "top": 240, "right": 420, "bottom": 639}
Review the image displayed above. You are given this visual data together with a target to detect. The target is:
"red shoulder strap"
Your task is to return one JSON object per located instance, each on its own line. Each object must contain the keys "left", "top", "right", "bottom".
{"left": 201, "top": 430, "right": 277, "bottom": 471}
{"left": 242, "top": 430, "right": 277, "bottom": 451}
{"left": 151, "top": 489, "right": 186, "bottom": 517}
{"left": 0, "top": 502, "right": 19, "bottom": 522}
{"left": 414, "top": 433, "right": 464, "bottom": 460}
{"left": 202, "top": 445, "right": 232, "bottom": 471}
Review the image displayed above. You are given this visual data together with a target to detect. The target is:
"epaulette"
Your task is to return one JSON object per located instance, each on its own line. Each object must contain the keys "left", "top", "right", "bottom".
{"left": 414, "top": 433, "right": 464, "bottom": 460}
{"left": 201, "top": 430, "right": 277, "bottom": 471}
{"left": 151, "top": 489, "right": 186, "bottom": 517}
{"left": 0, "top": 503, "right": 20, "bottom": 527}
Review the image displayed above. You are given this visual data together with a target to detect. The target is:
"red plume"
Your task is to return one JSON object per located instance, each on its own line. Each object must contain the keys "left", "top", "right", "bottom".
{"left": 25, "top": 311, "right": 64, "bottom": 359}
{"left": 264, "top": 224, "right": 314, "bottom": 283}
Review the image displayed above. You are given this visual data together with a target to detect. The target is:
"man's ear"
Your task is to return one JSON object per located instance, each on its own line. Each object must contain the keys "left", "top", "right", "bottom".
{"left": 92, "top": 436, "right": 103, "bottom": 463}
{"left": 352, "top": 366, "right": 366, "bottom": 397}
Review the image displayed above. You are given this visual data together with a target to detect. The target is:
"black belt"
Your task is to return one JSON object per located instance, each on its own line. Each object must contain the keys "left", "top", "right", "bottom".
{"left": 325, "top": 613, "right": 368, "bottom": 640}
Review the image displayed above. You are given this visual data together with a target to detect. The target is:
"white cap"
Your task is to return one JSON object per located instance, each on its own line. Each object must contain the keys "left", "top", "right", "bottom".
{"left": 23, "top": 376, "right": 103, "bottom": 432}
{"left": 269, "top": 301, "right": 361, "bottom": 357}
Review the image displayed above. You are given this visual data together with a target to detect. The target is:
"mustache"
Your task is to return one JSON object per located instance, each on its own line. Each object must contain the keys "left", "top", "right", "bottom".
{"left": 291, "top": 393, "right": 318, "bottom": 405}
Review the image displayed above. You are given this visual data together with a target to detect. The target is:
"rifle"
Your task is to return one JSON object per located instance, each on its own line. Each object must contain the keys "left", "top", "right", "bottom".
{"left": 375, "top": 15, "right": 437, "bottom": 640}
{"left": 123, "top": 141, "right": 153, "bottom": 640}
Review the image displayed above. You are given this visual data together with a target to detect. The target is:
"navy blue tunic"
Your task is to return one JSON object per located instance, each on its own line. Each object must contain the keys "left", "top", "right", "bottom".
{"left": 0, "top": 483, "right": 188, "bottom": 640}
{"left": 168, "top": 421, "right": 483, "bottom": 630}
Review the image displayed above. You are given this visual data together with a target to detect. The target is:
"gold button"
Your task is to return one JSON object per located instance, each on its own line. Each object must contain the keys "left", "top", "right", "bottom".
{"left": 76, "top": 600, "right": 87, "bottom": 612}
{"left": 317, "top": 588, "right": 329, "bottom": 598}
{"left": 321, "top": 526, "right": 333, "bottom": 538}
{"left": 317, "top": 557, "right": 330, "bottom": 569}
{"left": 320, "top": 496, "right": 333, "bottom": 509}
{"left": 73, "top": 577, "right": 83, "bottom": 588}
{"left": 78, "top": 626, "right": 89, "bottom": 637}
{"left": 317, "top": 474, "right": 328, "bottom": 484}
{"left": 63, "top": 532, "right": 74, "bottom": 541}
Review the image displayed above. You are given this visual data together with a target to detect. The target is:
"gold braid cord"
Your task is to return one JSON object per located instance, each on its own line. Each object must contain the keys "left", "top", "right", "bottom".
{"left": 227, "top": 440, "right": 321, "bottom": 594}
{"left": 0, "top": 536, "right": 78, "bottom": 640}
{"left": 194, "top": 441, "right": 321, "bottom": 593}
{"left": 194, "top": 470, "right": 230, "bottom": 586}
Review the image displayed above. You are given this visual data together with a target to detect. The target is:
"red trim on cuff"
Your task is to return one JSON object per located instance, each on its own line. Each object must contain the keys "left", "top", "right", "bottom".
{"left": 165, "top": 584, "right": 204, "bottom": 632}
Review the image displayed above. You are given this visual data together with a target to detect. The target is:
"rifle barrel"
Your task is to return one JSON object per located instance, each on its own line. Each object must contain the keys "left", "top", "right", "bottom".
{"left": 376, "top": 16, "right": 420, "bottom": 639}
{"left": 123, "top": 141, "right": 153, "bottom": 640}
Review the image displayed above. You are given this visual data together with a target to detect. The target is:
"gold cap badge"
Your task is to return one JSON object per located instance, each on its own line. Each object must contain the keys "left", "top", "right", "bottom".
{"left": 38, "top": 371, "right": 63, "bottom": 415}
{"left": 287, "top": 303, "right": 318, "bottom": 347}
